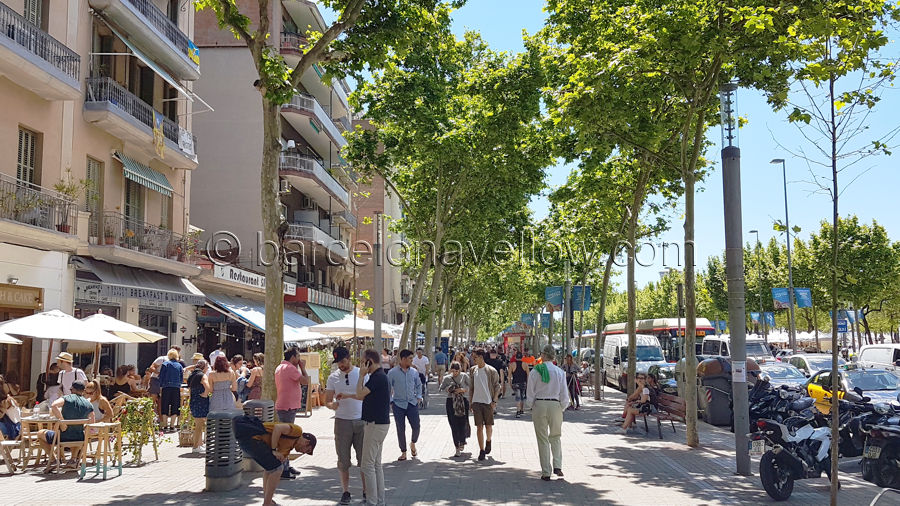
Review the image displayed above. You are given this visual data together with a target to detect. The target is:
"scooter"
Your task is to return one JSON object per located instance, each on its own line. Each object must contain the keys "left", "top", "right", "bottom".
{"left": 859, "top": 392, "right": 900, "bottom": 488}
{"left": 749, "top": 413, "right": 833, "bottom": 501}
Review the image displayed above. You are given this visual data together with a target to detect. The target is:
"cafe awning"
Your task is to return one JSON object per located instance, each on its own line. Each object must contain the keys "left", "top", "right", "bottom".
{"left": 71, "top": 257, "right": 205, "bottom": 305}
{"left": 205, "top": 291, "right": 316, "bottom": 334}
{"left": 114, "top": 152, "right": 173, "bottom": 196}
{"left": 306, "top": 302, "right": 349, "bottom": 323}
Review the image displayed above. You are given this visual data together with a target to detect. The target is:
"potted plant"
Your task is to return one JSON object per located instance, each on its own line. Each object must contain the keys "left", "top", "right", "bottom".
{"left": 52, "top": 167, "right": 90, "bottom": 233}
{"left": 178, "top": 402, "right": 194, "bottom": 447}
{"left": 103, "top": 221, "right": 116, "bottom": 245}
{"left": 123, "top": 228, "right": 136, "bottom": 248}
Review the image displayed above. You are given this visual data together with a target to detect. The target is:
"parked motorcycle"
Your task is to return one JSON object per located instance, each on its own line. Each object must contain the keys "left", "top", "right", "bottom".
{"left": 859, "top": 391, "right": 900, "bottom": 488}
{"left": 749, "top": 413, "right": 833, "bottom": 501}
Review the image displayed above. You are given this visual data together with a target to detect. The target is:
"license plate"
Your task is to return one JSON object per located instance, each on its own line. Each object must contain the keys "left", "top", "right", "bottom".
{"left": 865, "top": 445, "right": 882, "bottom": 459}
{"left": 749, "top": 439, "right": 766, "bottom": 456}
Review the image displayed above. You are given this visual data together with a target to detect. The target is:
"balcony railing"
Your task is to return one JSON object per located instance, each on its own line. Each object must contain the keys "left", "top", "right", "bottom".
{"left": 280, "top": 31, "right": 308, "bottom": 55}
{"left": 0, "top": 173, "right": 78, "bottom": 234}
{"left": 121, "top": 0, "right": 194, "bottom": 64}
{"left": 94, "top": 211, "right": 196, "bottom": 263}
{"left": 283, "top": 93, "right": 348, "bottom": 148}
{"left": 85, "top": 77, "right": 196, "bottom": 157}
{"left": 284, "top": 221, "right": 348, "bottom": 260}
{"left": 0, "top": 1, "right": 80, "bottom": 80}
{"left": 334, "top": 116, "right": 351, "bottom": 132}
{"left": 280, "top": 152, "right": 349, "bottom": 206}
{"left": 333, "top": 210, "right": 357, "bottom": 228}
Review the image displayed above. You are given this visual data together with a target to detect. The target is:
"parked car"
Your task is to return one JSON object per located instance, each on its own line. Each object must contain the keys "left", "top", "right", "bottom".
{"left": 806, "top": 367, "right": 900, "bottom": 412}
{"left": 648, "top": 363, "right": 678, "bottom": 395}
{"left": 857, "top": 344, "right": 900, "bottom": 370}
{"left": 774, "top": 349, "right": 795, "bottom": 362}
{"left": 579, "top": 347, "right": 596, "bottom": 364}
{"left": 602, "top": 334, "right": 667, "bottom": 391}
{"left": 788, "top": 353, "right": 846, "bottom": 377}
{"left": 700, "top": 335, "right": 771, "bottom": 364}
{"left": 759, "top": 363, "right": 808, "bottom": 388}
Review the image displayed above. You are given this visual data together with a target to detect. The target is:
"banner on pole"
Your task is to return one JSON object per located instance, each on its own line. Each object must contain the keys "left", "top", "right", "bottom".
{"left": 521, "top": 313, "right": 535, "bottom": 327}
{"left": 750, "top": 312, "right": 761, "bottom": 324}
{"left": 794, "top": 288, "right": 813, "bottom": 308}
{"left": 545, "top": 286, "right": 563, "bottom": 310}
{"left": 571, "top": 285, "right": 591, "bottom": 311}
{"left": 717, "top": 320, "right": 728, "bottom": 332}
{"left": 540, "top": 313, "right": 551, "bottom": 329}
{"left": 771, "top": 288, "right": 791, "bottom": 309}
{"left": 764, "top": 312, "right": 775, "bottom": 328}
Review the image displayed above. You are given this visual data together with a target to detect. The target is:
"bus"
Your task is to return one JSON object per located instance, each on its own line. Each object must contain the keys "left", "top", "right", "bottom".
{"left": 598, "top": 318, "right": 716, "bottom": 363}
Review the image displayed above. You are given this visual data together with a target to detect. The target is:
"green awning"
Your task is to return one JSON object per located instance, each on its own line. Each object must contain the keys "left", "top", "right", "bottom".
{"left": 307, "top": 302, "right": 349, "bottom": 323}
{"left": 115, "top": 152, "right": 173, "bottom": 197}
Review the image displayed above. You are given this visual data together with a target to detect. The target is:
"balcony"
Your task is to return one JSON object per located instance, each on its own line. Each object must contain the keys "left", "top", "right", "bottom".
{"left": 0, "top": 1, "right": 80, "bottom": 100}
{"left": 88, "top": 211, "right": 200, "bottom": 277}
{"left": 333, "top": 115, "right": 351, "bottom": 132}
{"left": 284, "top": 221, "right": 349, "bottom": 261}
{"left": 280, "top": 31, "right": 308, "bottom": 59}
{"left": 89, "top": 0, "right": 200, "bottom": 80}
{"left": 333, "top": 210, "right": 357, "bottom": 229}
{"left": 280, "top": 152, "right": 349, "bottom": 208}
{"left": 281, "top": 93, "right": 347, "bottom": 166}
{"left": 84, "top": 77, "right": 198, "bottom": 169}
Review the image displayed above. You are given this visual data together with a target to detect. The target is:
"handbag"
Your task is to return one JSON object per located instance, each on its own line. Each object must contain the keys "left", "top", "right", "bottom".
{"left": 451, "top": 378, "right": 468, "bottom": 417}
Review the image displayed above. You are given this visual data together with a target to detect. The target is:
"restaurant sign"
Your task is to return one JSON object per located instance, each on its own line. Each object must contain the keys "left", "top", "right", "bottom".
{"left": 75, "top": 281, "right": 204, "bottom": 306}
{"left": 213, "top": 265, "right": 296, "bottom": 296}
{"left": 0, "top": 283, "right": 43, "bottom": 310}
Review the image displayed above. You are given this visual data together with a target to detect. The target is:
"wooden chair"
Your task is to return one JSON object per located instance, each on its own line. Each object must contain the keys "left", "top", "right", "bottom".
{"left": 12, "top": 391, "right": 36, "bottom": 409}
{"left": 307, "top": 384, "right": 321, "bottom": 410}
{"left": 52, "top": 419, "right": 91, "bottom": 473}
{"left": 80, "top": 421, "right": 123, "bottom": 479}
{"left": 0, "top": 430, "right": 26, "bottom": 473}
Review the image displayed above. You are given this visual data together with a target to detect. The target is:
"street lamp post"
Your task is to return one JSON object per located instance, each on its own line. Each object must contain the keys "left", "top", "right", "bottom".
{"left": 748, "top": 229, "right": 767, "bottom": 343}
{"left": 770, "top": 158, "right": 797, "bottom": 351}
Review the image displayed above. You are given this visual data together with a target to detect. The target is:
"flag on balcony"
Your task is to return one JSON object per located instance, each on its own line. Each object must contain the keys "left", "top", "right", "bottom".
{"left": 188, "top": 40, "right": 200, "bottom": 65}
{"left": 153, "top": 111, "right": 165, "bottom": 159}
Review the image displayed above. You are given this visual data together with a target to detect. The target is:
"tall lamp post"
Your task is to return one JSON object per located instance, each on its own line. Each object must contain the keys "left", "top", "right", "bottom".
{"left": 748, "top": 229, "right": 767, "bottom": 343}
{"left": 770, "top": 158, "right": 797, "bottom": 351}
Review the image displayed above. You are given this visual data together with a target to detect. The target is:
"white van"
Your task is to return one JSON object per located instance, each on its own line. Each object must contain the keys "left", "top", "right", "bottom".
{"left": 857, "top": 344, "right": 900, "bottom": 370}
{"left": 700, "top": 335, "right": 770, "bottom": 364}
{"left": 602, "top": 334, "right": 667, "bottom": 391}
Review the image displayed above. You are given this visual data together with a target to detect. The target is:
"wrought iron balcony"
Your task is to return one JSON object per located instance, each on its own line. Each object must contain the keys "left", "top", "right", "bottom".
{"left": 93, "top": 210, "right": 197, "bottom": 264}
{"left": 0, "top": 173, "right": 78, "bottom": 234}
{"left": 333, "top": 210, "right": 357, "bottom": 229}
{"left": 0, "top": 1, "right": 80, "bottom": 80}
{"left": 280, "top": 31, "right": 308, "bottom": 56}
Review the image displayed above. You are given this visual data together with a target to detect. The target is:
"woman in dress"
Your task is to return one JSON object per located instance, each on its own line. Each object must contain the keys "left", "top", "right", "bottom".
{"left": 562, "top": 355, "right": 582, "bottom": 410}
{"left": 187, "top": 360, "right": 210, "bottom": 453}
{"left": 438, "top": 362, "right": 471, "bottom": 457}
{"left": 208, "top": 356, "right": 237, "bottom": 412}
{"left": 246, "top": 353, "right": 264, "bottom": 400}
{"left": 85, "top": 379, "right": 113, "bottom": 423}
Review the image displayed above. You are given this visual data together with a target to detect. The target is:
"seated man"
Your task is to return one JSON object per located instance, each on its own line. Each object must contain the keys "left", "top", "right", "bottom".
{"left": 237, "top": 419, "right": 317, "bottom": 506}
{"left": 37, "top": 380, "right": 95, "bottom": 471}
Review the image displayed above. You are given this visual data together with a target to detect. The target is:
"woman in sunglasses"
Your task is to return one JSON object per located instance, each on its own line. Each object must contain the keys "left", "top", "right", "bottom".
{"left": 620, "top": 374, "right": 650, "bottom": 434}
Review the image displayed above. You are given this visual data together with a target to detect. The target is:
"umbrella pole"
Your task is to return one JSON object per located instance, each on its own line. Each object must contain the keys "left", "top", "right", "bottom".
{"left": 45, "top": 339, "right": 53, "bottom": 379}
{"left": 93, "top": 343, "right": 101, "bottom": 376}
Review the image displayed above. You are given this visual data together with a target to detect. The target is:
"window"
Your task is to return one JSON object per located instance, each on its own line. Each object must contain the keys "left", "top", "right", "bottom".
{"left": 815, "top": 372, "right": 831, "bottom": 387}
{"left": 85, "top": 157, "right": 102, "bottom": 236}
{"left": 160, "top": 194, "right": 171, "bottom": 230}
{"left": 163, "top": 84, "right": 178, "bottom": 122}
{"left": 789, "top": 357, "right": 805, "bottom": 371}
{"left": 17, "top": 128, "right": 38, "bottom": 184}
{"left": 167, "top": 0, "right": 179, "bottom": 24}
{"left": 23, "top": 0, "right": 41, "bottom": 27}
{"left": 721, "top": 342, "right": 729, "bottom": 356}
{"left": 702, "top": 339, "right": 718, "bottom": 355}
{"left": 124, "top": 179, "right": 144, "bottom": 222}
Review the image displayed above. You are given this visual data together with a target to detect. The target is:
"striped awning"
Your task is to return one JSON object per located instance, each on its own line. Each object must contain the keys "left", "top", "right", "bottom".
{"left": 114, "top": 152, "right": 173, "bottom": 197}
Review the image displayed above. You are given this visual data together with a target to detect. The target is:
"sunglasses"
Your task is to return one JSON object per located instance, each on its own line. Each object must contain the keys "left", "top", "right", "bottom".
{"left": 345, "top": 373, "right": 350, "bottom": 386}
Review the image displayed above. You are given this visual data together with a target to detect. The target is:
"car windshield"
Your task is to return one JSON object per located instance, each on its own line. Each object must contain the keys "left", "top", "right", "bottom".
{"left": 656, "top": 366, "right": 675, "bottom": 380}
{"left": 808, "top": 357, "right": 846, "bottom": 370}
{"left": 762, "top": 365, "right": 806, "bottom": 380}
{"left": 621, "top": 346, "right": 665, "bottom": 362}
{"left": 846, "top": 370, "right": 900, "bottom": 391}
{"left": 746, "top": 342, "right": 770, "bottom": 357}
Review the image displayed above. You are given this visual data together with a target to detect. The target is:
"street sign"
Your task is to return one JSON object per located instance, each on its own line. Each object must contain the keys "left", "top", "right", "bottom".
{"left": 545, "top": 286, "right": 563, "bottom": 310}
{"left": 838, "top": 320, "right": 848, "bottom": 333}
{"left": 771, "top": 288, "right": 791, "bottom": 309}
{"left": 571, "top": 285, "right": 591, "bottom": 311}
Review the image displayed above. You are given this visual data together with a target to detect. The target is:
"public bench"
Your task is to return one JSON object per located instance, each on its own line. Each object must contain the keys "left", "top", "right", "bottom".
{"left": 643, "top": 392, "right": 686, "bottom": 439}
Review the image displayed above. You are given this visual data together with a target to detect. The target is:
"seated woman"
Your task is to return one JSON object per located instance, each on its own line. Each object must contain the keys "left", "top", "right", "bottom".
{"left": 108, "top": 365, "right": 140, "bottom": 400}
{"left": 620, "top": 374, "right": 652, "bottom": 434}
{"left": 85, "top": 380, "right": 113, "bottom": 423}
{"left": 0, "top": 378, "right": 22, "bottom": 440}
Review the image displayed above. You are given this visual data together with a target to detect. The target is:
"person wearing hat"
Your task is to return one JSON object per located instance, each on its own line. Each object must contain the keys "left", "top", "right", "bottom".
{"left": 56, "top": 352, "right": 87, "bottom": 397}
{"left": 327, "top": 347, "right": 367, "bottom": 505}
{"left": 37, "top": 380, "right": 95, "bottom": 471}
{"left": 525, "top": 344, "right": 569, "bottom": 481}
{"left": 237, "top": 419, "right": 316, "bottom": 506}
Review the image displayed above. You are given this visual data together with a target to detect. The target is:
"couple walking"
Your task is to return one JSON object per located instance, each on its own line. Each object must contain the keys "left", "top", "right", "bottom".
{"left": 438, "top": 349, "right": 500, "bottom": 460}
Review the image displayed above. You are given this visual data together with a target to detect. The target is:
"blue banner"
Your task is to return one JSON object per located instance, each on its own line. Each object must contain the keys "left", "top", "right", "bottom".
{"left": 716, "top": 320, "right": 728, "bottom": 332}
{"left": 540, "top": 313, "right": 551, "bottom": 329}
{"left": 572, "top": 285, "right": 591, "bottom": 311}
{"left": 545, "top": 286, "right": 563, "bottom": 310}
{"left": 794, "top": 288, "right": 813, "bottom": 308}
{"left": 750, "top": 312, "right": 761, "bottom": 323}
{"left": 772, "top": 288, "right": 791, "bottom": 309}
{"left": 521, "top": 313, "right": 535, "bottom": 327}
{"left": 838, "top": 319, "right": 848, "bottom": 333}
{"left": 764, "top": 312, "right": 775, "bottom": 328}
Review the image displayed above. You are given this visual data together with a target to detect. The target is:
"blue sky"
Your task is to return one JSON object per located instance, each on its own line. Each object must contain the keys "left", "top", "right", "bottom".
{"left": 451, "top": 0, "right": 900, "bottom": 288}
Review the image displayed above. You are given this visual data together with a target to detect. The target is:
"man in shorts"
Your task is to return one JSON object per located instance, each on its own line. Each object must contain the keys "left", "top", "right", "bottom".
{"left": 37, "top": 380, "right": 94, "bottom": 471}
{"left": 325, "top": 347, "right": 367, "bottom": 505}
{"left": 468, "top": 350, "right": 500, "bottom": 461}
{"left": 236, "top": 420, "right": 316, "bottom": 506}
{"left": 433, "top": 347, "right": 448, "bottom": 385}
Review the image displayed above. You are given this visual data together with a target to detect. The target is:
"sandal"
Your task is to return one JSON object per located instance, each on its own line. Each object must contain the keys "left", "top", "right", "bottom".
{"left": 397, "top": 454, "right": 407, "bottom": 461}
{"left": 411, "top": 445, "right": 417, "bottom": 457}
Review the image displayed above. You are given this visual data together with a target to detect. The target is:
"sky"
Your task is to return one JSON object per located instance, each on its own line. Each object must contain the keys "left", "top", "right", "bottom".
{"left": 450, "top": 0, "right": 900, "bottom": 288}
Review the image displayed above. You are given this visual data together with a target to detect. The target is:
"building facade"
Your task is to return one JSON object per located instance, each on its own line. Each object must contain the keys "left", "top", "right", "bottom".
{"left": 0, "top": 0, "right": 205, "bottom": 385}
{"left": 191, "top": 0, "right": 356, "bottom": 340}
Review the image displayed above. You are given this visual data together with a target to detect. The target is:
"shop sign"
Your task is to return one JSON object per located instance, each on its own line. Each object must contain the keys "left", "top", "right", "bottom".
{"left": 0, "top": 283, "right": 43, "bottom": 309}
{"left": 213, "top": 265, "right": 296, "bottom": 296}
{"left": 76, "top": 280, "right": 204, "bottom": 306}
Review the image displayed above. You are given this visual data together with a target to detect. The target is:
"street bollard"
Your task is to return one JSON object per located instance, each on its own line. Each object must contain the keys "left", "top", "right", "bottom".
{"left": 205, "top": 411, "right": 243, "bottom": 491}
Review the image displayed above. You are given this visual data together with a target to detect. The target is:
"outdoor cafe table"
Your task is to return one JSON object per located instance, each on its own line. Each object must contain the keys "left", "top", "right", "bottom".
{"left": 19, "top": 414, "right": 59, "bottom": 471}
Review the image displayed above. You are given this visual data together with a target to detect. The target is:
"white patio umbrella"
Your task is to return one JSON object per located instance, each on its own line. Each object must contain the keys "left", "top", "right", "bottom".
{"left": 0, "top": 332, "right": 22, "bottom": 345}
{"left": 81, "top": 313, "right": 168, "bottom": 343}
{"left": 284, "top": 326, "right": 333, "bottom": 344}
{"left": 308, "top": 315, "right": 402, "bottom": 339}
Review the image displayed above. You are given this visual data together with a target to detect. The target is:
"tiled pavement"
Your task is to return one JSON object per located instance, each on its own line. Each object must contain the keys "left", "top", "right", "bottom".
{"left": 3, "top": 385, "right": 898, "bottom": 505}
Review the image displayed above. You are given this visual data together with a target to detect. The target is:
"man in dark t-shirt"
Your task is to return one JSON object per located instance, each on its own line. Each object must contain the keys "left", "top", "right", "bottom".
{"left": 353, "top": 349, "right": 390, "bottom": 506}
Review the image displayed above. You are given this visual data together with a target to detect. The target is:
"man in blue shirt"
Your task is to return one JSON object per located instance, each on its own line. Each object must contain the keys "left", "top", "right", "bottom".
{"left": 433, "top": 347, "right": 449, "bottom": 385}
{"left": 387, "top": 349, "right": 422, "bottom": 461}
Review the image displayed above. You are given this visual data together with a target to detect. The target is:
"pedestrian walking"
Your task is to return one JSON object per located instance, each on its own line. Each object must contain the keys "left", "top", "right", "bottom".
{"left": 355, "top": 349, "right": 391, "bottom": 506}
{"left": 434, "top": 347, "right": 448, "bottom": 385}
{"left": 526, "top": 344, "right": 569, "bottom": 481}
{"left": 158, "top": 349, "right": 184, "bottom": 432}
{"left": 510, "top": 352, "right": 530, "bottom": 418}
{"left": 562, "top": 355, "right": 581, "bottom": 410}
{"left": 208, "top": 356, "right": 237, "bottom": 412}
{"left": 325, "top": 347, "right": 367, "bottom": 505}
{"left": 187, "top": 360, "right": 210, "bottom": 454}
{"left": 468, "top": 349, "right": 500, "bottom": 461}
{"left": 439, "top": 361, "right": 471, "bottom": 457}
{"left": 274, "top": 347, "right": 309, "bottom": 479}
{"left": 387, "top": 349, "right": 422, "bottom": 460}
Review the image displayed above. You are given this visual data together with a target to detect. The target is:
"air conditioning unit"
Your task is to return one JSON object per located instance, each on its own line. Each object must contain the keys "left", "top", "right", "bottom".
{"left": 279, "top": 179, "right": 290, "bottom": 194}
{"left": 301, "top": 197, "right": 318, "bottom": 210}
{"left": 286, "top": 139, "right": 296, "bottom": 150}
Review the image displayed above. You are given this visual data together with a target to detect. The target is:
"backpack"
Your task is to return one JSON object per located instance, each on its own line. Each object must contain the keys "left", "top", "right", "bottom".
{"left": 233, "top": 415, "right": 267, "bottom": 439}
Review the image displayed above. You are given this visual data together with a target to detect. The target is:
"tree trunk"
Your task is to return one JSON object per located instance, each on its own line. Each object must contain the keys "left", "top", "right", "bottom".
{"left": 594, "top": 250, "right": 617, "bottom": 399}
{"left": 626, "top": 214, "right": 637, "bottom": 395}
{"left": 828, "top": 71, "right": 840, "bottom": 506}
{"left": 261, "top": 99, "right": 284, "bottom": 401}
{"left": 401, "top": 257, "right": 431, "bottom": 350}
{"left": 683, "top": 173, "right": 699, "bottom": 448}
{"left": 425, "top": 249, "right": 444, "bottom": 356}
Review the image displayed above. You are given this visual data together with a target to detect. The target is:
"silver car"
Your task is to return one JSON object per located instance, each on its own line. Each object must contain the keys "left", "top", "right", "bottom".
{"left": 788, "top": 353, "right": 846, "bottom": 377}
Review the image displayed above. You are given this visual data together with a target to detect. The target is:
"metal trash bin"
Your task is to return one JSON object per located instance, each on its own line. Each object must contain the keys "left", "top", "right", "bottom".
{"left": 241, "top": 400, "right": 275, "bottom": 473}
{"left": 205, "top": 411, "right": 243, "bottom": 491}
{"left": 697, "top": 357, "right": 733, "bottom": 426}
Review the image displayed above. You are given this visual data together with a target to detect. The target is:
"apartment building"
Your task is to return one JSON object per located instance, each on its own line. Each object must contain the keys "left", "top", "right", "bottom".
{"left": 0, "top": 0, "right": 206, "bottom": 386}
{"left": 191, "top": 0, "right": 356, "bottom": 353}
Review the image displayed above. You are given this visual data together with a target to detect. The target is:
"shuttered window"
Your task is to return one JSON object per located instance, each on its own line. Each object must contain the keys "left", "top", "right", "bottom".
{"left": 17, "top": 128, "right": 37, "bottom": 184}
{"left": 160, "top": 194, "right": 171, "bottom": 230}
{"left": 23, "top": 0, "right": 41, "bottom": 27}
{"left": 124, "top": 179, "right": 144, "bottom": 222}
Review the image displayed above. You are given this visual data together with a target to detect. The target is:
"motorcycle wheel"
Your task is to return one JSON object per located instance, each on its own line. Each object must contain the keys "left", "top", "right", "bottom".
{"left": 874, "top": 444, "right": 900, "bottom": 489}
{"left": 861, "top": 458, "right": 874, "bottom": 483}
{"left": 760, "top": 451, "right": 795, "bottom": 501}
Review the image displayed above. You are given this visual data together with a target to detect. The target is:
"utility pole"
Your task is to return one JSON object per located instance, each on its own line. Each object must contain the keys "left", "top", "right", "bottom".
{"left": 564, "top": 260, "right": 572, "bottom": 355}
{"left": 749, "top": 230, "right": 767, "bottom": 342}
{"left": 721, "top": 83, "right": 750, "bottom": 476}
{"left": 771, "top": 158, "right": 797, "bottom": 351}
{"left": 373, "top": 212, "right": 384, "bottom": 352}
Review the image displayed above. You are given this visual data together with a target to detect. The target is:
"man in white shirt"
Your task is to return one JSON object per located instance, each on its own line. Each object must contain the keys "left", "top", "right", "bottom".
{"left": 412, "top": 348, "right": 430, "bottom": 387}
{"left": 209, "top": 343, "right": 226, "bottom": 366}
{"left": 326, "top": 347, "right": 367, "bottom": 506}
{"left": 468, "top": 349, "right": 500, "bottom": 461}
{"left": 56, "top": 352, "right": 86, "bottom": 395}
{"left": 525, "top": 344, "right": 570, "bottom": 481}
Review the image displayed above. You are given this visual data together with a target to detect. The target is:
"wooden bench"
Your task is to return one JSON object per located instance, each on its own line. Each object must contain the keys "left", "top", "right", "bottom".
{"left": 643, "top": 392, "right": 686, "bottom": 439}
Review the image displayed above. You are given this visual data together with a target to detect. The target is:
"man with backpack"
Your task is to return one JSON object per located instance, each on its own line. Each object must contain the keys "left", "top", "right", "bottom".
{"left": 234, "top": 415, "right": 317, "bottom": 506}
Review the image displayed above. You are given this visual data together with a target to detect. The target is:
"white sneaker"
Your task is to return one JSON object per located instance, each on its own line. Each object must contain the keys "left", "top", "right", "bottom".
{"left": 455, "top": 448, "right": 461, "bottom": 457}
{"left": 193, "top": 445, "right": 205, "bottom": 454}
{"left": 618, "top": 427, "right": 628, "bottom": 435}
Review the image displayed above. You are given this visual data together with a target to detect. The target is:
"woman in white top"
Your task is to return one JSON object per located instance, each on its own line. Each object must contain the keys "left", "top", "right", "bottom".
{"left": 620, "top": 374, "right": 650, "bottom": 433}
{"left": 85, "top": 380, "right": 113, "bottom": 423}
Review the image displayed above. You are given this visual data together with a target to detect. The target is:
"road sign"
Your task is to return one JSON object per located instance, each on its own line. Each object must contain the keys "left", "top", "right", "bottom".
{"left": 838, "top": 320, "right": 848, "bottom": 333}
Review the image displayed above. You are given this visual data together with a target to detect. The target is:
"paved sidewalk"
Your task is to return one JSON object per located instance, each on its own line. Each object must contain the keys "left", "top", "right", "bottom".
{"left": 2, "top": 385, "right": 896, "bottom": 505}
